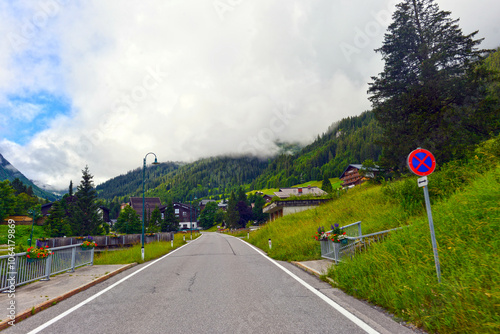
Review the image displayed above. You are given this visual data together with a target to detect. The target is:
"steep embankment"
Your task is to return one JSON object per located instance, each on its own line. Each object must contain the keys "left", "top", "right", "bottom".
{"left": 249, "top": 136, "right": 499, "bottom": 333}
{"left": 329, "top": 165, "right": 499, "bottom": 334}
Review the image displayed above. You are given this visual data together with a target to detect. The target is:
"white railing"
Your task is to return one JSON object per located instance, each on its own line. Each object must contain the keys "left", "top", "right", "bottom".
{"left": 320, "top": 221, "right": 402, "bottom": 263}
{"left": 0, "top": 244, "right": 94, "bottom": 292}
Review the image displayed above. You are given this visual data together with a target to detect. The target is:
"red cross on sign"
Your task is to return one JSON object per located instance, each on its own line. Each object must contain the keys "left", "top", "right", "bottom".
{"left": 407, "top": 148, "right": 436, "bottom": 176}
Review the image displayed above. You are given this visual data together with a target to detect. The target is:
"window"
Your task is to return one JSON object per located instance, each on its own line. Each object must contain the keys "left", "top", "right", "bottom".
{"left": 175, "top": 209, "right": 179, "bottom": 214}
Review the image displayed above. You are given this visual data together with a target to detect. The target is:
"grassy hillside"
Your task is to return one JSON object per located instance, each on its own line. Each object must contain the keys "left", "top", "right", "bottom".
{"left": 329, "top": 165, "right": 499, "bottom": 334}
{"left": 251, "top": 111, "right": 382, "bottom": 190}
{"left": 0, "top": 225, "right": 49, "bottom": 254}
{"left": 248, "top": 136, "right": 499, "bottom": 333}
{"left": 247, "top": 178, "right": 343, "bottom": 196}
{"left": 248, "top": 182, "right": 408, "bottom": 261}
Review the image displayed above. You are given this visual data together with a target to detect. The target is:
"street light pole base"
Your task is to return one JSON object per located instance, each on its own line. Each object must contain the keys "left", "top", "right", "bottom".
{"left": 141, "top": 247, "right": 144, "bottom": 261}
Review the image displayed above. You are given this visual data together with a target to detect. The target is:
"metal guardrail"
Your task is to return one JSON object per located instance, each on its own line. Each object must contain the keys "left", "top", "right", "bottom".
{"left": 0, "top": 244, "right": 94, "bottom": 292}
{"left": 320, "top": 221, "right": 403, "bottom": 263}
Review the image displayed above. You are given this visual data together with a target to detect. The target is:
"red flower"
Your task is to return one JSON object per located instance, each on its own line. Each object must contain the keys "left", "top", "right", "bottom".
{"left": 46, "top": 245, "right": 49, "bottom": 248}
{"left": 27, "top": 255, "right": 31, "bottom": 258}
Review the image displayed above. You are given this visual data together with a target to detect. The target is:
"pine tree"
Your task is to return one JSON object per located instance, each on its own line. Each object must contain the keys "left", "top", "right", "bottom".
{"left": 69, "top": 166, "right": 104, "bottom": 236}
{"left": 368, "top": 0, "right": 491, "bottom": 170}
{"left": 321, "top": 175, "right": 333, "bottom": 193}
{"left": 161, "top": 200, "right": 178, "bottom": 232}
{"left": 0, "top": 180, "right": 16, "bottom": 221}
{"left": 45, "top": 200, "right": 72, "bottom": 237}
{"left": 198, "top": 201, "right": 218, "bottom": 229}
{"left": 148, "top": 206, "right": 162, "bottom": 233}
{"left": 115, "top": 205, "right": 141, "bottom": 234}
{"left": 226, "top": 191, "right": 239, "bottom": 229}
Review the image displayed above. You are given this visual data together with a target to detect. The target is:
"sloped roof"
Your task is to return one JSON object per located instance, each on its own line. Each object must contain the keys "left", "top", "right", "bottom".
{"left": 273, "top": 186, "right": 326, "bottom": 199}
{"left": 339, "top": 164, "right": 380, "bottom": 179}
{"left": 129, "top": 197, "right": 162, "bottom": 218}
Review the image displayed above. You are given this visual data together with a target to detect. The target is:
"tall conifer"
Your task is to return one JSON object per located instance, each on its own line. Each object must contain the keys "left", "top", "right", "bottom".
{"left": 368, "top": 0, "right": 491, "bottom": 169}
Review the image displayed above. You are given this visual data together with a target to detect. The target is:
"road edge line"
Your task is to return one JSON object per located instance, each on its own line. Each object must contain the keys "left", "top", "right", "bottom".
{"left": 26, "top": 235, "right": 205, "bottom": 334}
{"left": 235, "top": 237, "right": 380, "bottom": 334}
{"left": 0, "top": 263, "right": 136, "bottom": 331}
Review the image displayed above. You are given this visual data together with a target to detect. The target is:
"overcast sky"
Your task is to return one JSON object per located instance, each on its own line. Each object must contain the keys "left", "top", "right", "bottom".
{"left": 0, "top": 0, "right": 499, "bottom": 190}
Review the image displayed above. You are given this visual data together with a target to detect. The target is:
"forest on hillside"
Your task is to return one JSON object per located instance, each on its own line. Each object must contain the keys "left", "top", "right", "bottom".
{"left": 95, "top": 110, "right": 383, "bottom": 207}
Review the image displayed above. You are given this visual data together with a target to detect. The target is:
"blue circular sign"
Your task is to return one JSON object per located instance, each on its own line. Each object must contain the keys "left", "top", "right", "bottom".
{"left": 407, "top": 148, "right": 436, "bottom": 176}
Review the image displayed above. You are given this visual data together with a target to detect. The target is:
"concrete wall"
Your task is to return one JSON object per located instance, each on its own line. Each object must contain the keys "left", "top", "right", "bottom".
{"left": 283, "top": 206, "right": 315, "bottom": 216}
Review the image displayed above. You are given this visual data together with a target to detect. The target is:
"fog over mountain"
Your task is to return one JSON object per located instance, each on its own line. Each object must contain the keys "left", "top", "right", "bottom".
{"left": 0, "top": 0, "right": 498, "bottom": 190}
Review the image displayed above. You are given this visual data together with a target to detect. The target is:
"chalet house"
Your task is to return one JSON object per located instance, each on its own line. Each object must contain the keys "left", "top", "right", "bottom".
{"left": 263, "top": 194, "right": 275, "bottom": 203}
{"left": 127, "top": 197, "right": 198, "bottom": 230}
{"left": 254, "top": 192, "right": 275, "bottom": 203}
{"left": 263, "top": 186, "right": 329, "bottom": 221}
{"left": 199, "top": 199, "right": 216, "bottom": 212}
{"left": 99, "top": 206, "right": 110, "bottom": 223}
{"left": 129, "top": 197, "right": 162, "bottom": 220}
{"left": 218, "top": 201, "right": 228, "bottom": 211}
{"left": 41, "top": 198, "right": 110, "bottom": 223}
{"left": 339, "top": 164, "right": 380, "bottom": 188}
{"left": 160, "top": 202, "right": 197, "bottom": 230}
{"left": 41, "top": 202, "right": 54, "bottom": 216}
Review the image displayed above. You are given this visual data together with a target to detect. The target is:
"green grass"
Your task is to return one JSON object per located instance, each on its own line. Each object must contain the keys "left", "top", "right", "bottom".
{"left": 94, "top": 233, "right": 201, "bottom": 265}
{"left": 247, "top": 178, "right": 342, "bottom": 196}
{"left": 0, "top": 225, "right": 49, "bottom": 253}
{"left": 247, "top": 136, "right": 500, "bottom": 333}
{"left": 202, "top": 225, "right": 220, "bottom": 232}
{"left": 328, "top": 166, "right": 500, "bottom": 334}
{"left": 248, "top": 183, "right": 410, "bottom": 261}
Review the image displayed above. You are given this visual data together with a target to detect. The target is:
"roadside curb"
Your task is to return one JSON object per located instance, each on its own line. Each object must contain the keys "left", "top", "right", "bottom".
{"left": 291, "top": 261, "right": 336, "bottom": 285}
{"left": 291, "top": 261, "right": 321, "bottom": 276}
{"left": 0, "top": 263, "right": 136, "bottom": 331}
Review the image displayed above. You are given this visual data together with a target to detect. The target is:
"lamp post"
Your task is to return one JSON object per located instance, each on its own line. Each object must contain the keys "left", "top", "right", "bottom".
{"left": 142, "top": 152, "right": 160, "bottom": 260}
{"left": 190, "top": 195, "right": 197, "bottom": 239}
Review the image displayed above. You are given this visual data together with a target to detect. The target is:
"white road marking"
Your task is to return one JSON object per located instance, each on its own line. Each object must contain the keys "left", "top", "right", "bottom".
{"left": 235, "top": 236, "right": 380, "bottom": 334}
{"left": 27, "top": 235, "right": 205, "bottom": 334}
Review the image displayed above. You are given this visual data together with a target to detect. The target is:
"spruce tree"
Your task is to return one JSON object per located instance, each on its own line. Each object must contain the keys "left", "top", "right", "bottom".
{"left": 161, "top": 200, "right": 178, "bottom": 232}
{"left": 115, "top": 205, "right": 141, "bottom": 234}
{"left": 45, "top": 200, "right": 72, "bottom": 237}
{"left": 148, "top": 206, "right": 162, "bottom": 233}
{"left": 226, "top": 191, "right": 239, "bottom": 229}
{"left": 321, "top": 175, "right": 333, "bottom": 193}
{"left": 368, "top": 0, "right": 491, "bottom": 169}
{"left": 69, "top": 166, "right": 104, "bottom": 236}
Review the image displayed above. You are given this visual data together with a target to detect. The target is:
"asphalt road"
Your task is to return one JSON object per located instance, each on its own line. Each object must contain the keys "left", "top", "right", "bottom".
{"left": 5, "top": 233, "right": 415, "bottom": 334}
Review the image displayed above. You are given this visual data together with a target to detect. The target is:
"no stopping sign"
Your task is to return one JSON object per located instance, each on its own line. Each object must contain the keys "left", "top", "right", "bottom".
{"left": 407, "top": 148, "right": 436, "bottom": 176}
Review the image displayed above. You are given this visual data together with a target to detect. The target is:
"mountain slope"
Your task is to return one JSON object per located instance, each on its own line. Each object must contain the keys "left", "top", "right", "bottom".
{"left": 96, "top": 112, "right": 382, "bottom": 203}
{"left": 96, "top": 156, "right": 269, "bottom": 203}
{"left": 0, "top": 153, "right": 59, "bottom": 201}
{"left": 251, "top": 111, "right": 382, "bottom": 189}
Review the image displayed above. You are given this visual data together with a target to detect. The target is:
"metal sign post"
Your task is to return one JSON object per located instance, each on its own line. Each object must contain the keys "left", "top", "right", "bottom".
{"left": 408, "top": 149, "right": 441, "bottom": 283}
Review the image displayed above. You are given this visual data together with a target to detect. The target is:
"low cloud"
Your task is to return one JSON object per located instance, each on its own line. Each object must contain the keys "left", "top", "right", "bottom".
{"left": 0, "top": 0, "right": 499, "bottom": 190}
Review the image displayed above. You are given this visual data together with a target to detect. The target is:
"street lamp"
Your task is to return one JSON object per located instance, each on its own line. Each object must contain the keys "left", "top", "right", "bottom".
{"left": 142, "top": 152, "right": 160, "bottom": 261}
{"left": 190, "top": 195, "right": 197, "bottom": 239}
